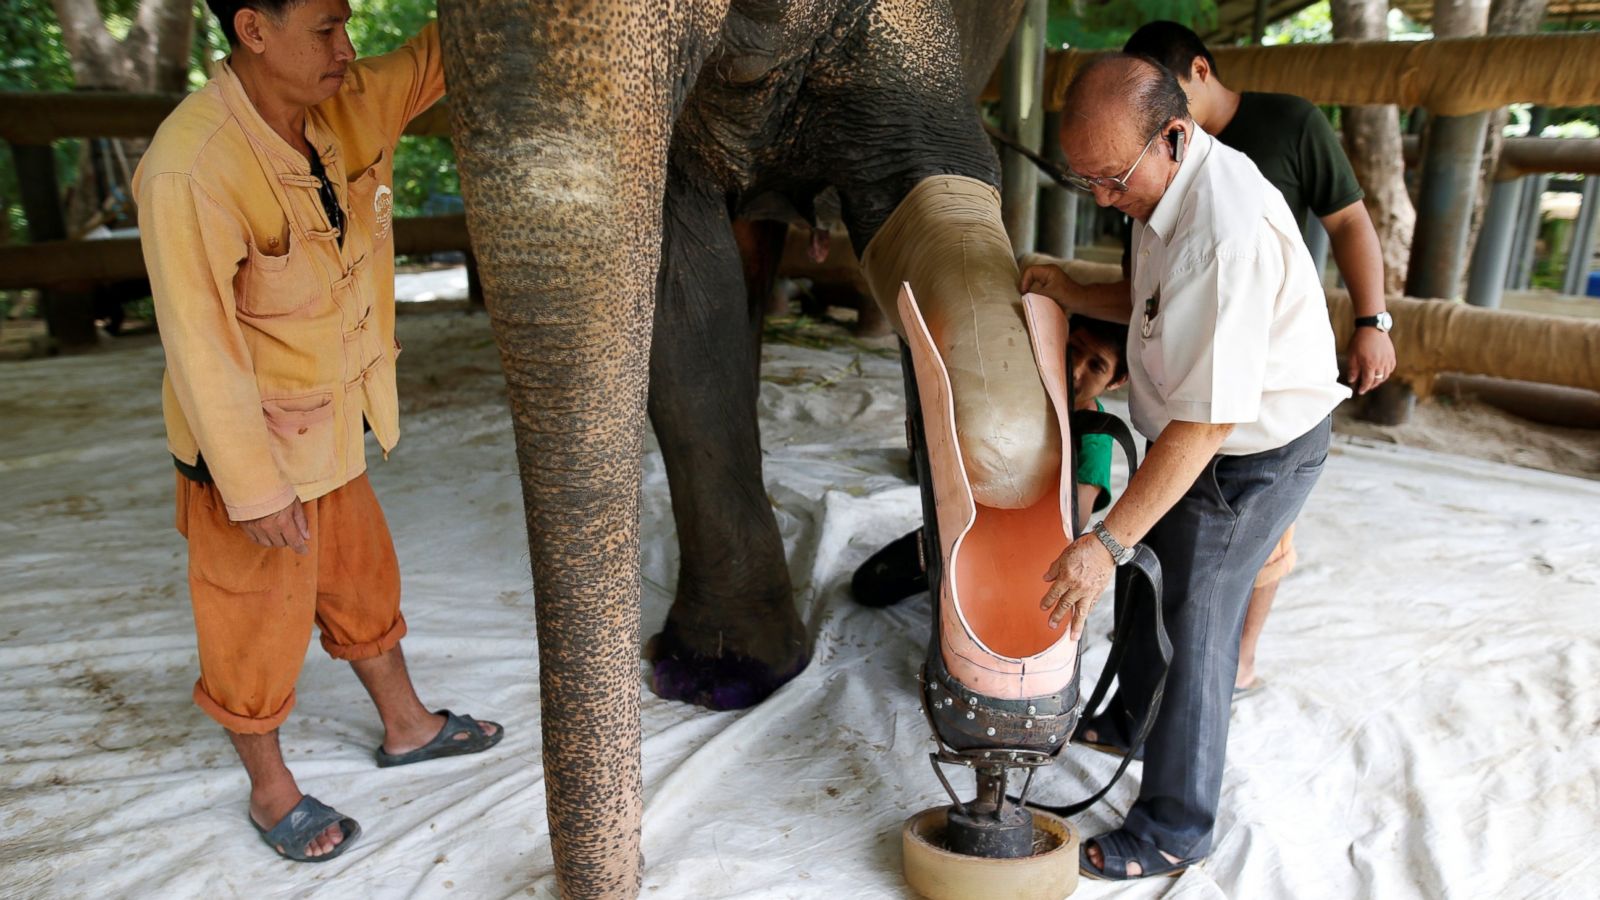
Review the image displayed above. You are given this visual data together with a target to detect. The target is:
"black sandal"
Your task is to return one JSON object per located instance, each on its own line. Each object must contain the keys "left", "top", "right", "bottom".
{"left": 1080, "top": 829, "right": 1200, "bottom": 880}
{"left": 374, "top": 709, "right": 504, "bottom": 768}
{"left": 250, "top": 795, "right": 360, "bottom": 862}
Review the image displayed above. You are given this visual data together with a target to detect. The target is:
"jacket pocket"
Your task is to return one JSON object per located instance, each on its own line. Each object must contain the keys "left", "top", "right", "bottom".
{"left": 238, "top": 237, "right": 321, "bottom": 318}
{"left": 348, "top": 147, "right": 393, "bottom": 250}
{"left": 262, "top": 390, "right": 336, "bottom": 485}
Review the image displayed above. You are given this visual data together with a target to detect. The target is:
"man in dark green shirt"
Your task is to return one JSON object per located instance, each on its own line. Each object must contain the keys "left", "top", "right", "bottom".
{"left": 1214, "top": 91, "right": 1365, "bottom": 223}
{"left": 1123, "top": 22, "right": 1394, "bottom": 396}
{"left": 1118, "top": 21, "right": 1396, "bottom": 697}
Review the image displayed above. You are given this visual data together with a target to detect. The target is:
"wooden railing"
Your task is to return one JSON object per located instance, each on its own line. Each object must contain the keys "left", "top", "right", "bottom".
{"left": 0, "top": 91, "right": 459, "bottom": 325}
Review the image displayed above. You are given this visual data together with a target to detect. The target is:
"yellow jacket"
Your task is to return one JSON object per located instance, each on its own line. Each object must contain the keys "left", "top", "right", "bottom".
{"left": 135, "top": 24, "right": 444, "bottom": 521}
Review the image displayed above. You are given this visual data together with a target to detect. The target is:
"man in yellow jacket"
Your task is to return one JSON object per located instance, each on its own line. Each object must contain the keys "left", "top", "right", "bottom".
{"left": 135, "top": 0, "right": 500, "bottom": 862}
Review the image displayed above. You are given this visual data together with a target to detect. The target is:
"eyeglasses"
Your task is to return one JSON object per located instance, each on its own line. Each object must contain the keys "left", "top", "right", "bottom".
{"left": 1063, "top": 129, "right": 1162, "bottom": 195}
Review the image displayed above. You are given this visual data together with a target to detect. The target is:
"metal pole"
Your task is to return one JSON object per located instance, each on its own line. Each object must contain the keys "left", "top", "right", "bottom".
{"left": 1385, "top": 111, "right": 1488, "bottom": 424}
{"left": 1000, "top": 0, "right": 1047, "bottom": 257}
{"left": 1510, "top": 174, "right": 1549, "bottom": 290}
{"left": 1038, "top": 109, "right": 1078, "bottom": 259}
{"left": 1508, "top": 107, "right": 1549, "bottom": 290}
{"left": 1252, "top": 0, "right": 1271, "bottom": 44}
{"left": 1303, "top": 213, "right": 1331, "bottom": 285}
{"left": 1466, "top": 177, "right": 1522, "bottom": 308}
{"left": 1562, "top": 176, "right": 1600, "bottom": 296}
{"left": 1406, "top": 111, "right": 1490, "bottom": 299}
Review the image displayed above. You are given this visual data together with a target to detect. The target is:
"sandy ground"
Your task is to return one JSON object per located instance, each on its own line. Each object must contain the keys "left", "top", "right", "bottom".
{"left": 2, "top": 305, "right": 1598, "bottom": 899}
{"left": 1334, "top": 394, "right": 1600, "bottom": 481}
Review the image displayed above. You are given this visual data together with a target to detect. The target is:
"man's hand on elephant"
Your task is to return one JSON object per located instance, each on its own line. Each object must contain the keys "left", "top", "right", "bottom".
{"left": 1019, "top": 264, "right": 1079, "bottom": 311}
{"left": 239, "top": 498, "right": 311, "bottom": 555}
{"left": 1041, "top": 533, "right": 1116, "bottom": 639}
{"left": 1345, "top": 328, "right": 1397, "bottom": 395}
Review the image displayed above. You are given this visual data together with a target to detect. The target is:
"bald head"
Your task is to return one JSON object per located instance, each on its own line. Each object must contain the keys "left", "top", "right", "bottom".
{"left": 1057, "top": 54, "right": 1192, "bottom": 221}
{"left": 1063, "top": 53, "right": 1190, "bottom": 146}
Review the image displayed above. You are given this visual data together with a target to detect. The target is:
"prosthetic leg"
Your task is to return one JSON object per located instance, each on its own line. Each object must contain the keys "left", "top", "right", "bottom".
{"left": 895, "top": 285, "right": 1168, "bottom": 900}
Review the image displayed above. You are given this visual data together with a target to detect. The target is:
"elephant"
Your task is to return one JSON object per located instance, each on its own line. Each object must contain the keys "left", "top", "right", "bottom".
{"left": 437, "top": 1, "right": 1033, "bottom": 896}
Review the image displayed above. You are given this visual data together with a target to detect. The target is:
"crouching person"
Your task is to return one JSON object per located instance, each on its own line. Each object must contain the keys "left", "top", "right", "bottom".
{"left": 134, "top": 0, "right": 500, "bottom": 862}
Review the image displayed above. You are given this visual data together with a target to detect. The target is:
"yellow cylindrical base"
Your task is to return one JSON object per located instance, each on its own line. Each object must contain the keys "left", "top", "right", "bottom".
{"left": 902, "top": 806, "right": 1080, "bottom": 900}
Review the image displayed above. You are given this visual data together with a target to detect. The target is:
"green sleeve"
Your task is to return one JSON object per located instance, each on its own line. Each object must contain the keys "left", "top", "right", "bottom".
{"left": 1075, "top": 431, "right": 1114, "bottom": 512}
{"left": 1298, "top": 105, "right": 1365, "bottom": 219}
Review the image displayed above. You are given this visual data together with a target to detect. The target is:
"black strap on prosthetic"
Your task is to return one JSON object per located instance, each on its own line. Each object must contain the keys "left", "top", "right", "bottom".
{"left": 1030, "top": 544, "right": 1168, "bottom": 818}
{"left": 1015, "top": 408, "right": 1173, "bottom": 818}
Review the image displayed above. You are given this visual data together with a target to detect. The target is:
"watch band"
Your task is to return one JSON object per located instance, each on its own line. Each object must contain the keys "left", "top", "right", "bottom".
{"left": 1093, "top": 521, "right": 1136, "bottom": 566}
{"left": 1355, "top": 311, "right": 1393, "bottom": 332}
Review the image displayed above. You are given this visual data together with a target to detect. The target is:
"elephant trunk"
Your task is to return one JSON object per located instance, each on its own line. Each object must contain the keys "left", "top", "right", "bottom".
{"left": 440, "top": 3, "right": 716, "bottom": 897}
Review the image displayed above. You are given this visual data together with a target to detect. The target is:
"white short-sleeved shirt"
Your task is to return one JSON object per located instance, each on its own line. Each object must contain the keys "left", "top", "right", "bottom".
{"left": 1127, "top": 127, "right": 1351, "bottom": 456}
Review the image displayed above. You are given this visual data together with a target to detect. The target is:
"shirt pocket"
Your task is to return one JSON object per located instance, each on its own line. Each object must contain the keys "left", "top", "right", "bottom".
{"left": 238, "top": 237, "right": 322, "bottom": 319}
{"left": 1137, "top": 294, "right": 1167, "bottom": 391}
{"left": 261, "top": 390, "right": 336, "bottom": 485}
{"left": 347, "top": 147, "right": 393, "bottom": 253}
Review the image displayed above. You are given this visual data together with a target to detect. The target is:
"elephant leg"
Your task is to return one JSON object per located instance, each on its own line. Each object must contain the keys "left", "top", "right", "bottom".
{"left": 731, "top": 218, "right": 792, "bottom": 318}
{"left": 441, "top": 1, "right": 727, "bottom": 896}
{"left": 646, "top": 177, "right": 808, "bottom": 711}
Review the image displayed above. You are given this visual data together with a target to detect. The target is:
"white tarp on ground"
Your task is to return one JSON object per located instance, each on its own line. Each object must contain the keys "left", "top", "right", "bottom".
{"left": 2, "top": 311, "right": 1597, "bottom": 900}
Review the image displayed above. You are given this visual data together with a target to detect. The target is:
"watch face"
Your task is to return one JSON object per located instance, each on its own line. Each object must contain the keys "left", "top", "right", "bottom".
{"left": 1376, "top": 311, "right": 1393, "bottom": 332}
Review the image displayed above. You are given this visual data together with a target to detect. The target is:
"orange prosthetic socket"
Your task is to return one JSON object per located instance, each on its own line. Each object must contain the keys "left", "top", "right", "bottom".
{"left": 899, "top": 285, "right": 1082, "bottom": 706}
{"left": 898, "top": 285, "right": 1082, "bottom": 862}
{"left": 899, "top": 285, "right": 1170, "bottom": 861}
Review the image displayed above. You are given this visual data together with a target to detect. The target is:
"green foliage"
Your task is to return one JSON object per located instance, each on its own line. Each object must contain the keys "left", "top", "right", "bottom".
{"left": 1387, "top": 8, "right": 1429, "bottom": 38}
{"left": 348, "top": 0, "right": 437, "bottom": 55}
{"left": 346, "top": 0, "right": 454, "bottom": 219}
{"left": 391, "top": 135, "right": 458, "bottom": 219}
{"left": 1543, "top": 114, "right": 1600, "bottom": 139}
{"left": 1046, "top": 0, "right": 1217, "bottom": 50}
{"left": 1263, "top": 1, "right": 1331, "bottom": 46}
{"left": 0, "top": 0, "right": 75, "bottom": 91}
{"left": 1, "top": 0, "right": 79, "bottom": 242}
{"left": 194, "top": 3, "right": 228, "bottom": 88}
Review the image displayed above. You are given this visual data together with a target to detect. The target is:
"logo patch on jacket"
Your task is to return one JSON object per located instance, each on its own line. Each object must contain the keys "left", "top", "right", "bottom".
{"left": 374, "top": 185, "right": 393, "bottom": 240}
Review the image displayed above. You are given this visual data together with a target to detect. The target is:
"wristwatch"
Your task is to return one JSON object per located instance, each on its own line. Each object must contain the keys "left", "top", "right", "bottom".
{"left": 1355, "top": 311, "right": 1393, "bottom": 333}
{"left": 1092, "top": 521, "right": 1137, "bottom": 566}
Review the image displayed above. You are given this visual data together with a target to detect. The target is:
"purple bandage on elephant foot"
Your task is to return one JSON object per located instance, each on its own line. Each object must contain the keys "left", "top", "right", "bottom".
{"left": 648, "top": 629, "right": 809, "bottom": 710}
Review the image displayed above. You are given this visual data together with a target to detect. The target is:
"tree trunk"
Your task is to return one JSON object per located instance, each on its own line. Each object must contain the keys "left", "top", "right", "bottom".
{"left": 51, "top": 0, "right": 129, "bottom": 89}
{"left": 439, "top": 2, "right": 719, "bottom": 897}
{"left": 1468, "top": 0, "right": 1548, "bottom": 259}
{"left": 1331, "top": 0, "right": 1414, "bottom": 296}
{"left": 135, "top": 0, "right": 199, "bottom": 93}
{"left": 1433, "top": 0, "right": 1492, "bottom": 34}
{"left": 49, "top": 0, "right": 195, "bottom": 235}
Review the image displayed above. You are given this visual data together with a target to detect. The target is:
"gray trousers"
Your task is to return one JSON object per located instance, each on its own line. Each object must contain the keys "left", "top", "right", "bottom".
{"left": 1109, "top": 416, "right": 1331, "bottom": 859}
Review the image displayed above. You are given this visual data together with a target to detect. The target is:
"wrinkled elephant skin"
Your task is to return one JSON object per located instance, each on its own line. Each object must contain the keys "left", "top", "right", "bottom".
{"left": 439, "top": 1, "right": 1025, "bottom": 897}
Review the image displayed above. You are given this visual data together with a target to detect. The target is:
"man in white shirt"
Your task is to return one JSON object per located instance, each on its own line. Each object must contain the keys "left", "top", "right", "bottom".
{"left": 1021, "top": 54, "right": 1349, "bottom": 880}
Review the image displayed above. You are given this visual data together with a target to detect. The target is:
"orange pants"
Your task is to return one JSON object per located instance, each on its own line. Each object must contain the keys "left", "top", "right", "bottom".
{"left": 177, "top": 472, "right": 406, "bottom": 734}
{"left": 1253, "top": 523, "right": 1298, "bottom": 589}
